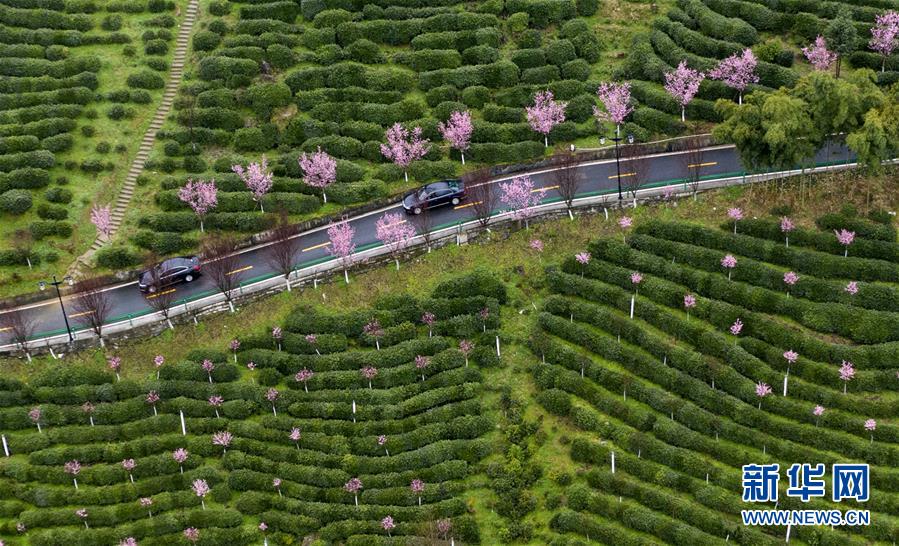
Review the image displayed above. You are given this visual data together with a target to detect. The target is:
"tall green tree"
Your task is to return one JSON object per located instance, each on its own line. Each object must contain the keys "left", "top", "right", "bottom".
{"left": 848, "top": 84, "right": 899, "bottom": 170}
{"left": 824, "top": 9, "right": 858, "bottom": 78}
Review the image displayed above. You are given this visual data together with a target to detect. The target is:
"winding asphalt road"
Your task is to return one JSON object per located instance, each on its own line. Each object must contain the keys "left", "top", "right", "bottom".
{"left": 0, "top": 142, "right": 856, "bottom": 345}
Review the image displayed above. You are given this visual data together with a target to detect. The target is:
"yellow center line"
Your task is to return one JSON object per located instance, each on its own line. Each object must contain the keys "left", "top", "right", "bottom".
{"left": 145, "top": 288, "right": 176, "bottom": 300}
{"left": 302, "top": 241, "right": 331, "bottom": 252}
{"left": 455, "top": 201, "right": 482, "bottom": 210}
{"left": 536, "top": 185, "right": 558, "bottom": 192}
{"left": 688, "top": 161, "right": 718, "bottom": 168}
{"left": 70, "top": 310, "right": 94, "bottom": 318}
{"left": 227, "top": 265, "right": 253, "bottom": 276}
{"left": 608, "top": 173, "right": 636, "bottom": 179}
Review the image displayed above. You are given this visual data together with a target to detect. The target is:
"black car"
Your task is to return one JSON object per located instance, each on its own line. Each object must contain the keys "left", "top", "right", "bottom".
{"left": 138, "top": 256, "right": 201, "bottom": 293}
{"left": 402, "top": 179, "right": 466, "bottom": 215}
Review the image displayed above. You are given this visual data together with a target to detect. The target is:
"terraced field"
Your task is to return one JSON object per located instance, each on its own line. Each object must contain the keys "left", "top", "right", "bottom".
{"left": 0, "top": 289, "right": 502, "bottom": 544}
{"left": 530, "top": 212, "right": 899, "bottom": 544}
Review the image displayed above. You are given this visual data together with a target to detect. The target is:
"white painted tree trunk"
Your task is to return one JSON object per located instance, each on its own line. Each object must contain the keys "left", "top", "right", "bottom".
{"left": 2, "top": 434, "right": 9, "bottom": 457}
{"left": 180, "top": 410, "right": 186, "bottom": 435}
{"left": 344, "top": 269, "right": 349, "bottom": 284}
{"left": 322, "top": 191, "right": 327, "bottom": 203}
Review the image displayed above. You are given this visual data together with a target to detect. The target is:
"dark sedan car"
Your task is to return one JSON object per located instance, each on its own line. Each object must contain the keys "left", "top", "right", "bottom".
{"left": 402, "top": 179, "right": 466, "bottom": 215}
{"left": 138, "top": 256, "right": 201, "bottom": 293}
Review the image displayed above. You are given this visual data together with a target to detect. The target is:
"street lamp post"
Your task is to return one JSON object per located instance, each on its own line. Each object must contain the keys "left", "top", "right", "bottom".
{"left": 39, "top": 275, "right": 74, "bottom": 342}
{"left": 600, "top": 133, "right": 635, "bottom": 201}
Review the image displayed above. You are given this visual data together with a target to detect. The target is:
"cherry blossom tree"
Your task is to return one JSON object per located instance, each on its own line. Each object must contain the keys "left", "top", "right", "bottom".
{"left": 306, "top": 333, "right": 320, "bottom": 355}
{"left": 783, "top": 271, "right": 799, "bottom": 296}
{"left": 780, "top": 216, "right": 795, "bottom": 247}
{"left": 438, "top": 110, "right": 473, "bottom": 164}
{"left": 526, "top": 90, "right": 567, "bottom": 147}
{"left": 437, "top": 519, "right": 453, "bottom": 544}
{"left": 813, "top": 405, "right": 825, "bottom": 427}
{"left": 232, "top": 156, "right": 273, "bottom": 212}
{"left": 415, "top": 355, "right": 431, "bottom": 382}
{"left": 212, "top": 431, "right": 232, "bottom": 454}
{"left": 328, "top": 220, "right": 355, "bottom": 283}
{"left": 192, "top": 479, "right": 210, "bottom": 509}
{"left": 499, "top": 175, "right": 546, "bottom": 229}
{"left": 630, "top": 272, "right": 643, "bottom": 294}
{"left": 479, "top": 307, "right": 490, "bottom": 332}
{"left": 64, "top": 460, "right": 81, "bottom": 489}
{"left": 410, "top": 478, "right": 425, "bottom": 506}
{"left": 295, "top": 368, "right": 314, "bottom": 392}
{"left": 834, "top": 229, "right": 855, "bottom": 257}
{"left": 259, "top": 522, "right": 269, "bottom": 546}
{"left": 122, "top": 458, "right": 136, "bottom": 483}
{"left": 784, "top": 350, "right": 799, "bottom": 374}
{"left": 364, "top": 319, "right": 384, "bottom": 350}
{"left": 183, "top": 527, "right": 200, "bottom": 544}
{"left": 289, "top": 427, "right": 301, "bottom": 450}
{"left": 90, "top": 205, "right": 112, "bottom": 240}
{"left": 82, "top": 402, "right": 95, "bottom": 426}
{"left": 421, "top": 312, "right": 435, "bottom": 337}
{"left": 378, "top": 434, "right": 389, "bottom": 456}
{"left": 273, "top": 477, "right": 282, "bottom": 497}
{"left": 202, "top": 359, "right": 215, "bottom": 383}
{"left": 380, "top": 123, "right": 430, "bottom": 182}
{"left": 108, "top": 356, "right": 122, "bottom": 381}
{"left": 709, "top": 49, "right": 759, "bottom": 105}
{"left": 684, "top": 293, "right": 696, "bottom": 320}
{"left": 154, "top": 354, "right": 164, "bottom": 379}
{"left": 530, "top": 239, "right": 544, "bottom": 253}
{"left": 208, "top": 395, "right": 224, "bottom": 419}
{"left": 845, "top": 281, "right": 859, "bottom": 295}
{"left": 120, "top": 537, "right": 138, "bottom": 546}
{"left": 266, "top": 388, "right": 280, "bottom": 416}
{"left": 730, "top": 318, "right": 743, "bottom": 342}
{"left": 229, "top": 339, "right": 240, "bottom": 363}
{"left": 140, "top": 497, "right": 153, "bottom": 518}
{"left": 146, "top": 390, "right": 160, "bottom": 416}
{"left": 361, "top": 366, "right": 378, "bottom": 389}
{"left": 839, "top": 360, "right": 855, "bottom": 394}
{"left": 247, "top": 361, "right": 257, "bottom": 381}
{"left": 664, "top": 61, "right": 705, "bottom": 122}
{"left": 594, "top": 82, "right": 633, "bottom": 136}
{"left": 376, "top": 211, "right": 416, "bottom": 270}
{"left": 755, "top": 381, "right": 772, "bottom": 409}
{"left": 803, "top": 36, "right": 838, "bottom": 71}
{"left": 178, "top": 178, "right": 218, "bottom": 232}
{"left": 345, "top": 477, "right": 363, "bottom": 506}
{"left": 721, "top": 254, "right": 737, "bottom": 280}
{"left": 381, "top": 515, "right": 395, "bottom": 537}
{"left": 173, "top": 448, "right": 189, "bottom": 474}
{"left": 727, "top": 207, "right": 743, "bottom": 234}
{"left": 298, "top": 147, "right": 337, "bottom": 203}
{"left": 869, "top": 11, "right": 899, "bottom": 72}
{"left": 76, "top": 508, "right": 89, "bottom": 529}
{"left": 29, "top": 407, "right": 42, "bottom": 433}
{"left": 618, "top": 215, "right": 632, "bottom": 242}
{"left": 272, "top": 326, "right": 283, "bottom": 351}
{"left": 575, "top": 251, "right": 591, "bottom": 276}
{"left": 865, "top": 418, "right": 877, "bottom": 442}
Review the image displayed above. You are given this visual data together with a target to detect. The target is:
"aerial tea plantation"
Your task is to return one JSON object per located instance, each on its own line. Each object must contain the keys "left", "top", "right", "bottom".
{"left": 530, "top": 210, "right": 899, "bottom": 544}
{"left": 0, "top": 289, "right": 503, "bottom": 545}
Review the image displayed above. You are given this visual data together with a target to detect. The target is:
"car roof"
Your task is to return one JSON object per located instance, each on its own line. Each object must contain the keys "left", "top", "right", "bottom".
{"left": 425, "top": 179, "right": 459, "bottom": 191}
{"left": 160, "top": 257, "right": 194, "bottom": 268}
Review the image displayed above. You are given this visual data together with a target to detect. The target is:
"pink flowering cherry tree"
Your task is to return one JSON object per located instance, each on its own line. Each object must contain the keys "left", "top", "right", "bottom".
{"left": 184, "top": 528, "right": 200, "bottom": 544}
{"left": 380, "top": 123, "right": 430, "bottom": 182}
{"left": 721, "top": 254, "right": 737, "bottom": 280}
{"left": 295, "top": 368, "right": 314, "bottom": 392}
{"left": 459, "top": 341, "right": 474, "bottom": 368}
{"left": 212, "top": 431, "right": 232, "bottom": 454}
{"left": 437, "top": 519, "right": 453, "bottom": 543}
{"left": 108, "top": 356, "right": 122, "bottom": 381}
{"left": 140, "top": 497, "right": 153, "bottom": 518}
{"left": 154, "top": 354, "right": 164, "bottom": 379}
{"left": 803, "top": 36, "right": 838, "bottom": 71}
{"left": 839, "top": 360, "right": 855, "bottom": 394}
{"left": 345, "top": 477, "right": 363, "bottom": 506}
{"left": 178, "top": 178, "right": 218, "bottom": 232}
{"left": 575, "top": 251, "right": 591, "bottom": 276}
{"left": 479, "top": 307, "right": 490, "bottom": 332}
{"left": 146, "top": 390, "right": 160, "bottom": 416}
{"left": 266, "top": 388, "right": 280, "bottom": 416}
{"left": 229, "top": 339, "right": 240, "bottom": 363}
{"left": 618, "top": 215, "right": 632, "bottom": 242}
{"left": 865, "top": 418, "right": 877, "bottom": 442}
{"left": 76, "top": 508, "right": 89, "bottom": 529}
{"left": 709, "top": 49, "right": 759, "bottom": 105}
{"left": 845, "top": 281, "right": 859, "bottom": 295}
{"left": 361, "top": 366, "right": 378, "bottom": 389}
{"left": 381, "top": 515, "right": 395, "bottom": 537}
{"left": 526, "top": 90, "right": 567, "bottom": 147}
{"left": 500, "top": 175, "right": 546, "bottom": 229}
{"left": 90, "top": 205, "right": 112, "bottom": 240}
{"left": 415, "top": 355, "right": 431, "bottom": 382}
{"left": 192, "top": 479, "right": 210, "bottom": 509}
{"left": 202, "top": 359, "right": 215, "bottom": 383}
{"left": 755, "top": 382, "right": 772, "bottom": 409}
{"left": 327, "top": 220, "right": 356, "bottom": 284}
{"left": 378, "top": 434, "right": 389, "bottom": 456}
{"left": 82, "top": 401, "right": 95, "bottom": 426}
{"left": 64, "top": 460, "right": 81, "bottom": 489}
{"left": 410, "top": 478, "right": 425, "bottom": 506}
{"left": 363, "top": 319, "right": 384, "bottom": 350}
{"left": 289, "top": 427, "right": 301, "bottom": 450}
{"left": 438, "top": 110, "right": 473, "bottom": 164}
{"left": 173, "top": 448, "right": 188, "bottom": 474}
{"left": 306, "top": 333, "right": 320, "bottom": 355}
{"left": 122, "top": 458, "right": 136, "bottom": 483}
{"left": 119, "top": 537, "right": 138, "bottom": 546}
{"left": 376, "top": 211, "right": 416, "bottom": 270}
{"left": 727, "top": 207, "right": 743, "bottom": 234}
{"left": 730, "top": 318, "right": 743, "bottom": 343}
{"left": 834, "top": 229, "right": 855, "bottom": 257}
{"left": 780, "top": 216, "right": 795, "bottom": 247}
{"left": 869, "top": 11, "right": 899, "bottom": 72}
{"left": 273, "top": 477, "right": 283, "bottom": 497}
{"left": 232, "top": 156, "right": 273, "bottom": 212}
{"left": 783, "top": 350, "right": 799, "bottom": 375}
{"left": 595, "top": 82, "right": 633, "bottom": 136}
{"left": 29, "top": 406, "right": 42, "bottom": 433}
{"left": 684, "top": 293, "right": 696, "bottom": 320}
{"left": 298, "top": 147, "right": 337, "bottom": 203}
{"left": 813, "top": 405, "right": 825, "bottom": 427}
{"left": 272, "top": 326, "right": 283, "bottom": 351}
{"left": 664, "top": 61, "right": 705, "bottom": 122}
{"left": 421, "top": 312, "right": 436, "bottom": 337}
{"left": 783, "top": 271, "right": 799, "bottom": 296}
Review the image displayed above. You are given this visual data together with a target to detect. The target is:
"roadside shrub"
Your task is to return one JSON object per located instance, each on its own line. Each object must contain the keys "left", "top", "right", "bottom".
{"left": 95, "top": 246, "right": 141, "bottom": 269}
{"left": 0, "top": 189, "right": 33, "bottom": 214}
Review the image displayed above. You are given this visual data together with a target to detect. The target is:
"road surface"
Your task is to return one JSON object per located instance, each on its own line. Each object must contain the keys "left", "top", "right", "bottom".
{"left": 0, "top": 141, "right": 856, "bottom": 345}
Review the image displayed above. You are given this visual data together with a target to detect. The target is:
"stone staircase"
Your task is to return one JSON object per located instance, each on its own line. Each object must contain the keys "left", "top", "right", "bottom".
{"left": 73, "top": 0, "right": 199, "bottom": 269}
